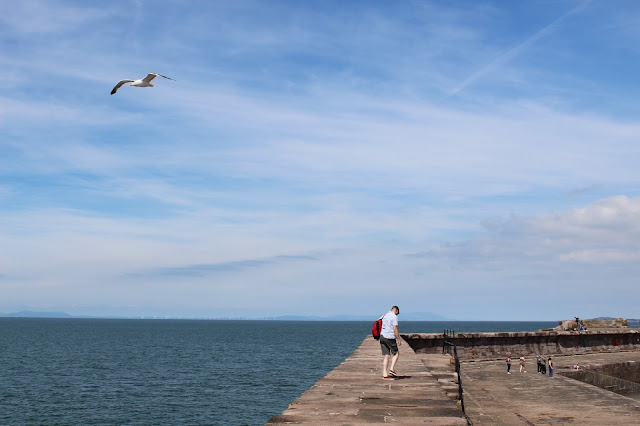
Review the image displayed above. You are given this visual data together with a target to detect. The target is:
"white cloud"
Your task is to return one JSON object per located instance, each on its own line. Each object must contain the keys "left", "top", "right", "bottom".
{"left": 420, "top": 195, "right": 640, "bottom": 269}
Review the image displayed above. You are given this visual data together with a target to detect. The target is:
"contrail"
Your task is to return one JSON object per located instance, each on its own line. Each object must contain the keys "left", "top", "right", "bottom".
{"left": 448, "top": 0, "right": 592, "bottom": 97}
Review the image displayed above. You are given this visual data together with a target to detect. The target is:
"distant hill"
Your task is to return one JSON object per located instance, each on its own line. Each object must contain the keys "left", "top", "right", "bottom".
{"left": 1, "top": 310, "right": 73, "bottom": 318}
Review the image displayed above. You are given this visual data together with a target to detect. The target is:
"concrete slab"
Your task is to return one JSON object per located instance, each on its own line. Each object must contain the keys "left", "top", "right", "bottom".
{"left": 269, "top": 333, "right": 640, "bottom": 425}
{"left": 267, "top": 336, "right": 468, "bottom": 424}
{"left": 461, "top": 351, "right": 640, "bottom": 425}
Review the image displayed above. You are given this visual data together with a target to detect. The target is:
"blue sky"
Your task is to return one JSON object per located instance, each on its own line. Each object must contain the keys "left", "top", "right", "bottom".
{"left": 1, "top": 0, "right": 639, "bottom": 320}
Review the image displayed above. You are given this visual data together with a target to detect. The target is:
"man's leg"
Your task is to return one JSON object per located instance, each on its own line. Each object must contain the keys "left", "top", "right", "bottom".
{"left": 389, "top": 350, "right": 399, "bottom": 373}
{"left": 382, "top": 354, "right": 390, "bottom": 377}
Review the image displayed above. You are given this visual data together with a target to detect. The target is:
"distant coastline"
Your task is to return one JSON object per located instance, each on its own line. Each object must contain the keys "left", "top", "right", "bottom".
{"left": 0, "top": 310, "right": 448, "bottom": 321}
{"left": 2, "top": 310, "right": 638, "bottom": 323}
{"left": 0, "top": 310, "right": 640, "bottom": 322}
{"left": 1, "top": 310, "right": 74, "bottom": 318}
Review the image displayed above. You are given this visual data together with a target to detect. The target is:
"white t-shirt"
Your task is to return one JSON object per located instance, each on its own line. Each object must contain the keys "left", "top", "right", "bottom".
{"left": 381, "top": 311, "right": 398, "bottom": 339}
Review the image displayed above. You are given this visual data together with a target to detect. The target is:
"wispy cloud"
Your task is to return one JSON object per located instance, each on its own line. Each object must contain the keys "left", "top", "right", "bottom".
{"left": 132, "top": 254, "right": 318, "bottom": 278}
{"left": 0, "top": 0, "right": 117, "bottom": 35}
{"left": 449, "top": 0, "right": 593, "bottom": 96}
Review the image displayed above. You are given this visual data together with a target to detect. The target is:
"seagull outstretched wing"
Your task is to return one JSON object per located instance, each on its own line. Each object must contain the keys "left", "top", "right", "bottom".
{"left": 142, "top": 73, "right": 176, "bottom": 83}
{"left": 141, "top": 73, "right": 158, "bottom": 84}
{"left": 155, "top": 73, "right": 176, "bottom": 81}
{"left": 111, "top": 79, "right": 134, "bottom": 95}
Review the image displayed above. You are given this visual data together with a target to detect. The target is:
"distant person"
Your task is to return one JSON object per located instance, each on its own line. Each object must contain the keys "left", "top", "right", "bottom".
{"left": 506, "top": 356, "right": 512, "bottom": 374}
{"left": 519, "top": 356, "right": 526, "bottom": 373}
{"left": 548, "top": 357, "right": 554, "bottom": 378}
{"left": 380, "top": 305, "right": 401, "bottom": 380}
{"left": 536, "top": 354, "right": 543, "bottom": 373}
{"left": 541, "top": 356, "right": 547, "bottom": 374}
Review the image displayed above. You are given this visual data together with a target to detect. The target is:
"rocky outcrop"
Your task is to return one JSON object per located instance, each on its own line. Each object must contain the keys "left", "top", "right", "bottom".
{"left": 554, "top": 318, "right": 628, "bottom": 331}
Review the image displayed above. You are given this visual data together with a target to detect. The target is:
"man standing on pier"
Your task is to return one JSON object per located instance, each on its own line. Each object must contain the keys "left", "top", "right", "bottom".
{"left": 380, "top": 305, "right": 401, "bottom": 380}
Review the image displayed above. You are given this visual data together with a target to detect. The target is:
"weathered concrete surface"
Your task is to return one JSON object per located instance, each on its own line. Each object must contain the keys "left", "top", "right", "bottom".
{"left": 267, "top": 336, "right": 468, "bottom": 425}
{"left": 269, "top": 333, "right": 640, "bottom": 425}
{"left": 461, "top": 351, "right": 640, "bottom": 425}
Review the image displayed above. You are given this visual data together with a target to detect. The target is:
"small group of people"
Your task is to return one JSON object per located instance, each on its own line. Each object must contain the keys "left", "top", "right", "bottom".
{"left": 536, "top": 354, "right": 547, "bottom": 374}
{"left": 507, "top": 354, "right": 553, "bottom": 377}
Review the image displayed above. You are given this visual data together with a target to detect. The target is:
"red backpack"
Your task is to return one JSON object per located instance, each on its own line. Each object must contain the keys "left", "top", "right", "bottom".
{"left": 372, "top": 314, "right": 385, "bottom": 340}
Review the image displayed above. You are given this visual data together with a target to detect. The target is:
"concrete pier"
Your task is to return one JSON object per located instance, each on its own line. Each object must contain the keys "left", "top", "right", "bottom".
{"left": 267, "top": 336, "right": 468, "bottom": 424}
{"left": 268, "top": 331, "right": 640, "bottom": 425}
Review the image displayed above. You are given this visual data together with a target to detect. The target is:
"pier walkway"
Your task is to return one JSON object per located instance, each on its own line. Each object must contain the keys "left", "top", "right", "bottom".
{"left": 267, "top": 336, "right": 468, "bottom": 424}
{"left": 269, "top": 334, "right": 640, "bottom": 425}
{"left": 461, "top": 351, "right": 640, "bottom": 425}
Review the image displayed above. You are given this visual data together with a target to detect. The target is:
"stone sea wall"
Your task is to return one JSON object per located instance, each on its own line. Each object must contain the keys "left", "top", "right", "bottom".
{"left": 587, "top": 360, "right": 640, "bottom": 383}
{"left": 402, "top": 330, "right": 640, "bottom": 361}
{"left": 560, "top": 361, "right": 640, "bottom": 399}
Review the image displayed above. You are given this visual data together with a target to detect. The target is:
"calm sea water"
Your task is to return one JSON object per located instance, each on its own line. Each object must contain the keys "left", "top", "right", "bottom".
{"left": 1, "top": 318, "right": 555, "bottom": 425}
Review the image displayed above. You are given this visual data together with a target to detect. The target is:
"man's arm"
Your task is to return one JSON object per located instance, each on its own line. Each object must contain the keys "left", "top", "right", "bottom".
{"left": 394, "top": 325, "right": 401, "bottom": 346}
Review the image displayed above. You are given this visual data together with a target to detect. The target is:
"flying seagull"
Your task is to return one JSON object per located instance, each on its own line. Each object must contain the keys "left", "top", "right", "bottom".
{"left": 111, "top": 72, "right": 175, "bottom": 95}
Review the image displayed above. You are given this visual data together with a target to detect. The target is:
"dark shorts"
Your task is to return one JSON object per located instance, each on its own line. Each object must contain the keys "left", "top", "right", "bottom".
{"left": 380, "top": 335, "right": 398, "bottom": 355}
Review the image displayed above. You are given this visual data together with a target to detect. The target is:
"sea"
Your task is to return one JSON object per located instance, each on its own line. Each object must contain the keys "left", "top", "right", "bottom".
{"left": 1, "top": 318, "right": 556, "bottom": 425}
